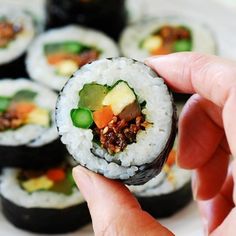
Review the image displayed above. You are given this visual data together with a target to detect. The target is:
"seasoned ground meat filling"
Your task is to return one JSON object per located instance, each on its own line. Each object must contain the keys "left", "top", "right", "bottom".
{"left": 0, "top": 21, "right": 22, "bottom": 48}
{"left": 94, "top": 115, "right": 149, "bottom": 154}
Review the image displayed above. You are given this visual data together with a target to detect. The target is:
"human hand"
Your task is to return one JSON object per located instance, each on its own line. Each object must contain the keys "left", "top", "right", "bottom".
{"left": 73, "top": 52, "right": 236, "bottom": 235}
{"left": 146, "top": 52, "right": 236, "bottom": 235}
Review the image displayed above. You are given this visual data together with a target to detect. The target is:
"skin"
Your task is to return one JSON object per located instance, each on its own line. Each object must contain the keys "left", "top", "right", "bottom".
{"left": 73, "top": 52, "right": 236, "bottom": 235}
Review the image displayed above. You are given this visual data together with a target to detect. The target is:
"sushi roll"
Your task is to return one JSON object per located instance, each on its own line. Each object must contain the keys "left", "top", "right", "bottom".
{"left": 46, "top": 0, "right": 127, "bottom": 40}
{"left": 0, "top": 0, "right": 46, "bottom": 33}
{"left": 0, "top": 161, "right": 91, "bottom": 233}
{"left": 26, "top": 25, "right": 120, "bottom": 91}
{"left": 119, "top": 17, "right": 216, "bottom": 102}
{"left": 0, "top": 6, "right": 35, "bottom": 78}
{"left": 56, "top": 57, "right": 177, "bottom": 185}
{"left": 0, "top": 79, "right": 66, "bottom": 168}
{"left": 128, "top": 140, "right": 192, "bottom": 218}
{"left": 120, "top": 17, "right": 216, "bottom": 61}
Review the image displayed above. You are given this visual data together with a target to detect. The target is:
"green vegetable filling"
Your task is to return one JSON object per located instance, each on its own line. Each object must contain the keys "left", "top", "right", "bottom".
{"left": 0, "top": 96, "right": 11, "bottom": 112}
{"left": 71, "top": 80, "right": 150, "bottom": 154}
{"left": 18, "top": 166, "right": 76, "bottom": 196}
{"left": 44, "top": 41, "right": 93, "bottom": 55}
{"left": 79, "top": 83, "right": 109, "bottom": 111}
{"left": 71, "top": 107, "right": 93, "bottom": 129}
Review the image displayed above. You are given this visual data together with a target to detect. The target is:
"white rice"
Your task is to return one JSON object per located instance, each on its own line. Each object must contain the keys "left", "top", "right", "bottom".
{"left": 120, "top": 16, "right": 216, "bottom": 61}
{"left": 0, "top": 168, "right": 84, "bottom": 209}
{"left": 128, "top": 164, "right": 191, "bottom": 197}
{"left": 0, "top": 6, "right": 35, "bottom": 65}
{"left": 26, "top": 25, "right": 120, "bottom": 91}
{"left": 0, "top": 79, "right": 58, "bottom": 146}
{"left": 56, "top": 57, "right": 174, "bottom": 180}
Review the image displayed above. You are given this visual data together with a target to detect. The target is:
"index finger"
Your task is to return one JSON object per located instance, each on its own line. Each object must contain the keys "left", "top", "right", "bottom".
{"left": 145, "top": 52, "right": 236, "bottom": 157}
{"left": 145, "top": 52, "right": 236, "bottom": 107}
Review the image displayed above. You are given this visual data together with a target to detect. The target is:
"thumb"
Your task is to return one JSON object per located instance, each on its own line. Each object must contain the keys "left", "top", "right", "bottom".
{"left": 73, "top": 166, "right": 173, "bottom": 236}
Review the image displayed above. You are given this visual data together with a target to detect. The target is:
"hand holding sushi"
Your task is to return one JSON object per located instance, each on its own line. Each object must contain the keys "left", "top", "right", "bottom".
{"left": 147, "top": 52, "right": 236, "bottom": 235}
{"left": 73, "top": 52, "right": 236, "bottom": 235}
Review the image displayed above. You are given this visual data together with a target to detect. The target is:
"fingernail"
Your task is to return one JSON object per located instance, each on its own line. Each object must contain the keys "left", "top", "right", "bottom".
{"left": 144, "top": 56, "right": 163, "bottom": 66}
{"left": 73, "top": 166, "right": 93, "bottom": 200}
{"left": 192, "top": 173, "right": 199, "bottom": 201}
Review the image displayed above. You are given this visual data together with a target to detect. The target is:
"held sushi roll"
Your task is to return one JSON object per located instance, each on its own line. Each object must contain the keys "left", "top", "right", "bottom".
{"left": 56, "top": 57, "right": 177, "bottom": 185}
{"left": 0, "top": 79, "right": 66, "bottom": 168}
{"left": 128, "top": 141, "right": 192, "bottom": 218}
{"left": 0, "top": 161, "right": 91, "bottom": 233}
{"left": 120, "top": 17, "right": 216, "bottom": 61}
{"left": 26, "top": 25, "right": 120, "bottom": 91}
{"left": 0, "top": 6, "right": 35, "bottom": 78}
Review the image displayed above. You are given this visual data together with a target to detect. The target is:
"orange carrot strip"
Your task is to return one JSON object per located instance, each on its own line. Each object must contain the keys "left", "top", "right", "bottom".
{"left": 47, "top": 53, "right": 71, "bottom": 65}
{"left": 46, "top": 168, "right": 65, "bottom": 182}
{"left": 166, "top": 149, "right": 176, "bottom": 166}
{"left": 93, "top": 106, "right": 113, "bottom": 129}
{"left": 13, "top": 102, "right": 36, "bottom": 118}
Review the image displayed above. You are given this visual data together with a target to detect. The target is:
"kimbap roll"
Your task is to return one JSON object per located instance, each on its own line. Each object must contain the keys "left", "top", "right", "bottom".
{"left": 128, "top": 139, "right": 192, "bottom": 218}
{"left": 0, "top": 79, "right": 66, "bottom": 168}
{"left": 0, "top": 0, "right": 46, "bottom": 33}
{"left": 0, "top": 6, "right": 35, "bottom": 78}
{"left": 26, "top": 25, "right": 120, "bottom": 91}
{"left": 46, "top": 0, "right": 127, "bottom": 40}
{"left": 120, "top": 17, "right": 216, "bottom": 60}
{"left": 119, "top": 17, "right": 216, "bottom": 102}
{"left": 56, "top": 57, "right": 177, "bottom": 185}
{"left": 0, "top": 161, "right": 91, "bottom": 233}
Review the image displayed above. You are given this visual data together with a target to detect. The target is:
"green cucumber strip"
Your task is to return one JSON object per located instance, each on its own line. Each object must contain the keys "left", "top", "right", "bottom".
{"left": 12, "top": 90, "right": 37, "bottom": 102}
{"left": 44, "top": 41, "right": 92, "bottom": 55}
{"left": 79, "top": 83, "right": 109, "bottom": 111}
{"left": 71, "top": 107, "right": 93, "bottom": 129}
{"left": 0, "top": 96, "right": 11, "bottom": 112}
{"left": 173, "top": 39, "right": 192, "bottom": 52}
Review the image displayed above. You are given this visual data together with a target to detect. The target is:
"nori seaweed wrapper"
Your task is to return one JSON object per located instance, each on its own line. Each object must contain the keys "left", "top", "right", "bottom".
{"left": 46, "top": 0, "right": 127, "bottom": 40}
{"left": 172, "top": 92, "right": 191, "bottom": 103}
{"left": 136, "top": 181, "right": 192, "bottom": 218}
{"left": 0, "top": 139, "right": 67, "bottom": 169}
{"left": 0, "top": 55, "right": 28, "bottom": 79}
{"left": 123, "top": 106, "right": 177, "bottom": 185}
{"left": 1, "top": 195, "right": 91, "bottom": 234}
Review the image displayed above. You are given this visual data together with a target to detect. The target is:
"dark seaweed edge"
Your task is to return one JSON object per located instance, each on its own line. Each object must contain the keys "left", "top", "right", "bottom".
{"left": 0, "top": 195, "right": 91, "bottom": 234}
{"left": 135, "top": 181, "right": 192, "bottom": 218}
{"left": 0, "top": 139, "right": 66, "bottom": 169}
{"left": 56, "top": 57, "right": 177, "bottom": 185}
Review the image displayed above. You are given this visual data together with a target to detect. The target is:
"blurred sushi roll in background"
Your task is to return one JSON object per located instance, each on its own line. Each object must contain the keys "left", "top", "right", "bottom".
{"left": 0, "top": 158, "right": 91, "bottom": 233}
{"left": 128, "top": 138, "right": 192, "bottom": 218}
{"left": 0, "top": 79, "right": 66, "bottom": 168}
{"left": 0, "top": 6, "right": 35, "bottom": 79}
{"left": 56, "top": 57, "right": 177, "bottom": 185}
{"left": 120, "top": 16, "right": 216, "bottom": 60}
{"left": 0, "top": 0, "right": 46, "bottom": 33}
{"left": 26, "top": 25, "right": 120, "bottom": 91}
{"left": 119, "top": 16, "right": 217, "bottom": 101}
{"left": 46, "top": 0, "right": 127, "bottom": 40}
